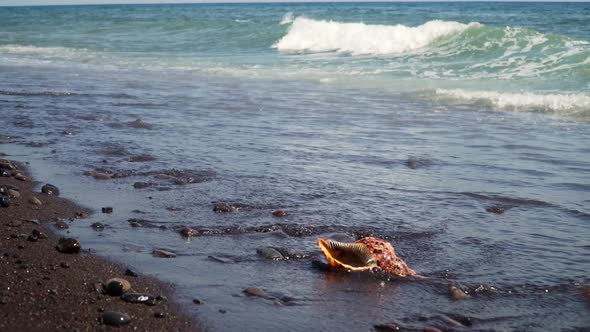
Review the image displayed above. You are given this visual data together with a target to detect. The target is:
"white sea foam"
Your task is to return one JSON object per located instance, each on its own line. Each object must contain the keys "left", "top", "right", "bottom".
{"left": 274, "top": 17, "right": 478, "bottom": 55}
{"left": 280, "top": 12, "right": 294, "bottom": 25}
{"left": 436, "top": 88, "right": 590, "bottom": 115}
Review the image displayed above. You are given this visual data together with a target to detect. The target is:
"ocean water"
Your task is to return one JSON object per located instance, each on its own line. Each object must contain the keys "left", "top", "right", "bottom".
{"left": 1, "top": 2, "right": 589, "bottom": 331}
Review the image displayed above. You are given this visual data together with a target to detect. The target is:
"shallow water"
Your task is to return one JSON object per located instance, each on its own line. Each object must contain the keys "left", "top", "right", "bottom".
{"left": 1, "top": 3, "right": 590, "bottom": 331}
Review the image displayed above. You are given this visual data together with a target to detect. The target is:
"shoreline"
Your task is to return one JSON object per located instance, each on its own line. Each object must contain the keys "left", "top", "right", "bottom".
{"left": 0, "top": 158, "right": 199, "bottom": 331}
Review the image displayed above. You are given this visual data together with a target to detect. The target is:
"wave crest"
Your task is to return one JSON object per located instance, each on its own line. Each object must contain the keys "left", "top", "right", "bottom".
{"left": 273, "top": 17, "right": 478, "bottom": 55}
{"left": 435, "top": 89, "right": 590, "bottom": 116}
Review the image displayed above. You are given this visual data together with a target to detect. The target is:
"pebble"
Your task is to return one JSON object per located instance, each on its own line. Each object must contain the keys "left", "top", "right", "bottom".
{"left": 7, "top": 189, "right": 20, "bottom": 198}
{"left": 272, "top": 210, "right": 286, "bottom": 217}
{"left": 208, "top": 255, "right": 235, "bottom": 264}
{"left": 15, "top": 174, "right": 30, "bottom": 181}
{"left": 213, "top": 202, "right": 235, "bottom": 213}
{"left": 121, "top": 292, "right": 158, "bottom": 306}
{"left": 486, "top": 205, "right": 507, "bottom": 214}
{"left": 133, "top": 182, "right": 151, "bottom": 189}
{"left": 27, "top": 235, "right": 38, "bottom": 242}
{"left": 0, "top": 159, "right": 16, "bottom": 170}
{"left": 449, "top": 286, "right": 471, "bottom": 301}
{"left": 101, "top": 311, "right": 130, "bottom": 326}
{"left": 124, "top": 268, "right": 138, "bottom": 277}
{"left": 60, "top": 262, "right": 70, "bottom": 269}
{"left": 91, "top": 222, "right": 105, "bottom": 231}
{"left": 101, "top": 207, "right": 113, "bottom": 214}
{"left": 32, "top": 229, "right": 48, "bottom": 239}
{"left": 105, "top": 278, "right": 132, "bottom": 296}
{"left": 56, "top": 237, "right": 81, "bottom": 254}
{"left": 180, "top": 227, "right": 196, "bottom": 237}
{"left": 152, "top": 249, "right": 177, "bottom": 258}
{"left": 218, "top": 309, "right": 226, "bottom": 314}
{"left": 29, "top": 196, "right": 42, "bottom": 206}
{"left": 54, "top": 220, "right": 69, "bottom": 229}
{"left": 243, "top": 287, "right": 267, "bottom": 298}
{"left": 92, "top": 172, "right": 112, "bottom": 180}
{"left": 41, "top": 184, "right": 60, "bottom": 196}
{"left": 256, "top": 247, "right": 285, "bottom": 260}
{"left": 0, "top": 196, "right": 9, "bottom": 208}
{"left": 0, "top": 170, "right": 10, "bottom": 177}
{"left": 192, "top": 298, "right": 204, "bottom": 305}
{"left": 154, "top": 312, "right": 167, "bottom": 318}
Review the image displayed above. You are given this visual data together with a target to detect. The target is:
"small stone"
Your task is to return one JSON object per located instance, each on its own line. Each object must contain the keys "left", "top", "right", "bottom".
{"left": 218, "top": 309, "right": 226, "bottom": 314}
{"left": 29, "top": 197, "right": 42, "bottom": 206}
{"left": 93, "top": 281, "right": 105, "bottom": 294}
{"left": 243, "top": 287, "right": 266, "bottom": 298}
{"left": 154, "top": 312, "right": 166, "bottom": 318}
{"left": 0, "top": 159, "right": 16, "bottom": 170}
{"left": 7, "top": 189, "right": 20, "bottom": 198}
{"left": 92, "top": 172, "right": 112, "bottom": 180}
{"left": 62, "top": 130, "right": 73, "bottom": 136}
{"left": 272, "top": 210, "right": 286, "bottom": 217}
{"left": 0, "top": 170, "right": 10, "bottom": 177}
{"left": 180, "top": 227, "right": 195, "bottom": 237}
{"left": 213, "top": 202, "right": 235, "bottom": 213}
{"left": 17, "top": 245, "right": 25, "bottom": 249}
{"left": 32, "top": 229, "right": 47, "bottom": 239}
{"left": 133, "top": 182, "right": 151, "bottom": 189}
{"left": 60, "top": 262, "right": 70, "bottom": 268}
{"left": 15, "top": 174, "right": 30, "bottom": 181}
{"left": 54, "top": 220, "right": 69, "bottom": 229}
{"left": 101, "top": 207, "right": 113, "bottom": 214}
{"left": 124, "top": 269, "right": 138, "bottom": 277}
{"left": 121, "top": 292, "right": 157, "bottom": 305}
{"left": 486, "top": 205, "right": 507, "bottom": 214}
{"left": 193, "top": 298, "right": 204, "bottom": 305}
{"left": 91, "top": 222, "right": 105, "bottom": 231}
{"left": 128, "top": 119, "right": 152, "bottom": 129}
{"left": 41, "top": 184, "right": 60, "bottom": 196}
{"left": 152, "top": 249, "right": 177, "bottom": 258}
{"left": 56, "top": 237, "right": 81, "bottom": 254}
{"left": 256, "top": 247, "right": 285, "bottom": 260}
{"left": 27, "top": 235, "right": 38, "bottom": 242}
{"left": 208, "top": 255, "right": 235, "bottom": 264}
{"left": 0, "top": 196, "right": 9, "bottom": 208}
{"left": 129, "top": 222, "right": 141, "bottom": 228}
{"left": 105, "top": 278, "right": 132, "bottom": 296}
{"left": 101, "top": 311, "right": 130, "bottom": 326}
{"left": 449, "top": 286, "right": 471, "bottom": 301}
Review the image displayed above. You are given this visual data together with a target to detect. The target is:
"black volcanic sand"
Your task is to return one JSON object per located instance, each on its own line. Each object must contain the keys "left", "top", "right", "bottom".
{"left": 0, "top": 160, "right": 198, "bottom": 331}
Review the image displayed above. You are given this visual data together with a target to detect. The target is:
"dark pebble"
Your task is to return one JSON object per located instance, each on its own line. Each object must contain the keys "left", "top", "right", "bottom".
{"left": 0, "top": 170, "right": 10, "bottom": 177}
{"left": 101, "top": 207, "right": 113, "bottom": 214}
{"left": 56, "top": 238, "right": 81, "bottom": 254}
{"left": 154, "top": 312, "right": 167, "bottom": 318}
{"left": 0, "top": 196, "right": 10, "bottom": 208}
{"left": 60, "top": 262, "right": 70, "bottom": 269}
{"left": 213, "top": 202, "right": 235, "bottom": 213}
{"left": 180, "top": 227, "right": 195, "bottom": 237}
{"left": 105, "top": 278, "right": 131, "bottom": 296}
{"left": 124, "top": 268, "right": 138, "bottom": 277}
{"left": 91, "top": 222, "right": 105, "bottom": 231}
{"left": 101, "top": 311, "right": 130, "bottom": 326}
{"left": 27, "top": 235, "right": 38, "bottom": 242}
{"left": 311, "top": 259, "right": 330, "bottom": 271}
{"left": 54, "top": 220, "right": 69, "bottom": 229}
{"left": 0, "top": 297, "right": 6, "bottom": 305}
{"left": 133, "top": 182, "right": 151, "bottom": 189}
{"left": 193, "top": 298, "right": 204, "bottom": 305}
{"left": 486, "top": 205, "right": 508, "bottom": 214}
{"left": 218, "top": 309, "right": 226, "bottom": 314}
{"left": 256, "top": 247, "right": 285, "bottom": 260}
{"left": 121, "top": 292, "right": 158, "bottom": 306}
{"left": 17, "top": 245, "right": 25, "bottom": 249}
{"left": 32, "top": 229, "right": 47, "bottom": 239}
{"left": 41, "top": 184, "right": 60, "bottom": 196}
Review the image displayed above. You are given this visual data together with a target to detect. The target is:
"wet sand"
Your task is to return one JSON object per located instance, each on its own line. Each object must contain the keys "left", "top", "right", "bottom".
{"left": 0, "top": 159, "right": 198, "bottom": 331}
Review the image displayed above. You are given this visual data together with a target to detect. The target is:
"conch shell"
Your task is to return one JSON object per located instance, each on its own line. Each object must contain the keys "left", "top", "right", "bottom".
{"left": 317, "top": 237, "right": 416, "bottom": 276}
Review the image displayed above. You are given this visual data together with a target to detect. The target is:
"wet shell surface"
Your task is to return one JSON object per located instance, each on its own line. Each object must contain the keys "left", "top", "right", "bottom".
{"left": 317, "top": 237, "right": 416, "bottom": 277}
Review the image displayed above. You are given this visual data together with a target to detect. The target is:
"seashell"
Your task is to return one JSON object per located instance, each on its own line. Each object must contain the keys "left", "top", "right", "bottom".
{"left": 317, "top": 237, "right": 416, "bottom": 276}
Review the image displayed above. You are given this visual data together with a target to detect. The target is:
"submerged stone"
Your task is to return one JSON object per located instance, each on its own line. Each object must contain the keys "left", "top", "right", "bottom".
{"left": 152, "top": 249, "right": 177, "bottom": 258}
{"left": 41, "top": 184, "right": 60, "bottom": 196}
{"left": 256, "top": 247, "right": 285, "bottom": 260}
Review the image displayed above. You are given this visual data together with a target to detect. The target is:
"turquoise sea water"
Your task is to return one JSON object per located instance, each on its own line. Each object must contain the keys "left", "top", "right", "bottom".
{"left": 1, "top": 3, "right": 589, "bottom": 331}
{"left": 1, "top": 2, "right": 590, "bottom": 116}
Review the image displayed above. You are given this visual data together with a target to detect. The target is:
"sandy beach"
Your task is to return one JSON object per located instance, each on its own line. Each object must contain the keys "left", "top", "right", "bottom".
{"left": 0, "top": 159, "right": 198, "bottom": 331}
